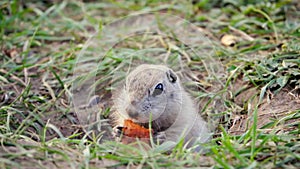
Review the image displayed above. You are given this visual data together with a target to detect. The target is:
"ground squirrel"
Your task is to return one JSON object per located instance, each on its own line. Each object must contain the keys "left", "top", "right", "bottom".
{"left": 112, "top": 64, "right": 210, "bottom": 149}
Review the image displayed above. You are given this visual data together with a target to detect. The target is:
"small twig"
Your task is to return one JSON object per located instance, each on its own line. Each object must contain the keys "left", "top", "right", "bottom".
{"left": 42, "top": 72, "right": 56, "bottom": 102}
{"left": 229, "top": 26, "right": 255, "bottom": 41}
{"left": 24, "top": 68, "right": 29, "bottom": 85}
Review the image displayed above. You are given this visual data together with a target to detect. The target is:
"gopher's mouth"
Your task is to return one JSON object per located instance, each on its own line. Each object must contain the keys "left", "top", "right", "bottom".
{"left": 136, "top": 118, "right": 174, "bottom": 133}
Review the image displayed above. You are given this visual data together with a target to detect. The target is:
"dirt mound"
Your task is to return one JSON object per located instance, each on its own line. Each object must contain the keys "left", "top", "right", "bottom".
{"left": 229, "top": 80, "right": 300, "bottom": 135}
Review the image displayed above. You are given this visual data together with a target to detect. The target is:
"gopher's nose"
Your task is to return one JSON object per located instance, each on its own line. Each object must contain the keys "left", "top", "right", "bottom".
{"left": 126, "top": 106, "right": 139, "bottom": 118}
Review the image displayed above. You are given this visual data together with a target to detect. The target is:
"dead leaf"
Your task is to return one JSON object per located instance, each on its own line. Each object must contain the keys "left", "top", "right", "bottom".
{"left": 4, "top": 48, "right": 19, "bottom": 58}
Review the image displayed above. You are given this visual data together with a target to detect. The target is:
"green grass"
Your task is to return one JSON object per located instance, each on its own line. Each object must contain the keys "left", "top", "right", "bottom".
{"left": 1, "top": 0, "right": 300, "bottom": 168}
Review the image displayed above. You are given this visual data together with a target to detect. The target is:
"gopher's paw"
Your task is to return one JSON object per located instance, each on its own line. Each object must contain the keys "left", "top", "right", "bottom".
{"left": 154, "top": 131, "right": 167, "bottom": 144}
{"left": 112, "top": 125, "right": 124, "bottom": 139}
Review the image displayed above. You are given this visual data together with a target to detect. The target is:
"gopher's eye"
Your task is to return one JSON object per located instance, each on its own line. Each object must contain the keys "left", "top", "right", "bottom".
{"left": 152, "top": 83, "right": 163, "bottom": 96}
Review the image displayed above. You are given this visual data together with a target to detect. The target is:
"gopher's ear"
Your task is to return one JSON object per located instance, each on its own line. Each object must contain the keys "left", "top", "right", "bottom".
{"left": 166, "top": 69, "right": 177, "bottom": 83}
